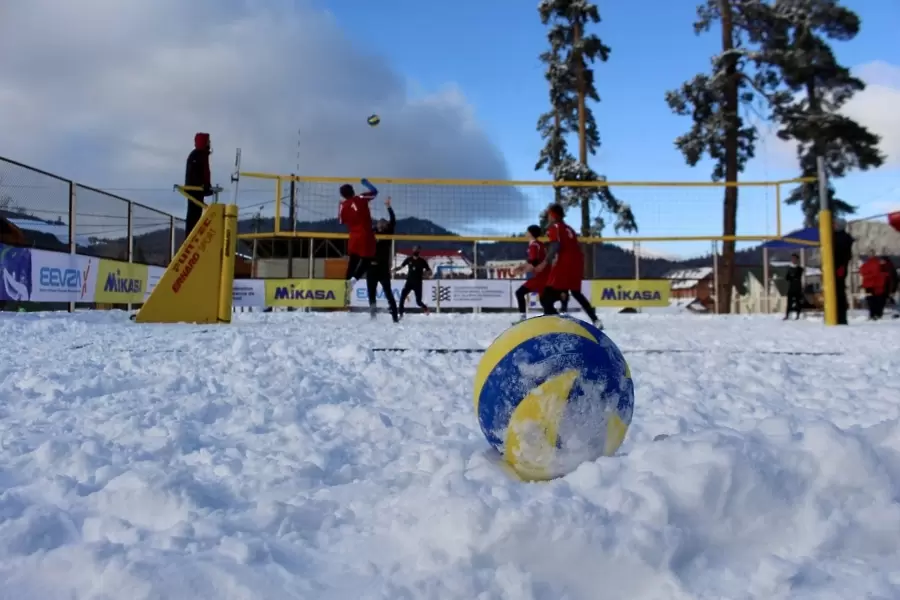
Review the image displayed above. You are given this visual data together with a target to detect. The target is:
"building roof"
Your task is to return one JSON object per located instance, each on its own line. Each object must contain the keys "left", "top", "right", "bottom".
{"left": 396, "top": 249, "right": 466, "bottom": 259}
{"left": 769, "top": 260, "right": 822, "bottom": 276}
{"left": 665, "top": 267, "right": 713, "bottom": 290}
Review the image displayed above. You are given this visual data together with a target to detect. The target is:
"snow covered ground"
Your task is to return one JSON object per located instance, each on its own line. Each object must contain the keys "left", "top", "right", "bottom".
{"left": 1, "top": 310, "right": 899, "bottom": 600}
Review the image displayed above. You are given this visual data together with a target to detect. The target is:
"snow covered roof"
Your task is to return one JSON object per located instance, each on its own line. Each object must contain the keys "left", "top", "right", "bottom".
{"left": 665, "top": 267, "right": 713, "bottom": 290}
{"left": 769, "top": 260, "right": 822, "bottom": 276}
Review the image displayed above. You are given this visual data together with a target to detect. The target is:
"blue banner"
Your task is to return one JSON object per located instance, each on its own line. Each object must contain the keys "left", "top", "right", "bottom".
{"left": 0, "top": 244, "right": 32, "bottom": 301}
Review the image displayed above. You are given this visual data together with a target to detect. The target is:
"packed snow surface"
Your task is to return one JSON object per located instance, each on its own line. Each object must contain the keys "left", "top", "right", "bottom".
{"left": 1, "top": 310, "right": 899, "bottom": 600}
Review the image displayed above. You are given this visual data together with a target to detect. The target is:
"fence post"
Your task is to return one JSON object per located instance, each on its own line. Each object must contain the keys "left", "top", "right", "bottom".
{"left": 712, "top": 241, "right": 719, "bottom": 314}
{"left": 762, "top": 246, "right": 770, "bottom": 314}
{"left": 67, "top": 182, "right": 77, "bottom": 313}
{"left": 169, "top": 215, "right": 176, "bottom": 262}
{"left": 307, "top": 237, "right": 314, "bottom": 313}
{"left": 472, "top": 240, "right": 479, "bottom": 314}
{"left": 127, "top": 201, "right": 134, "bottom": 312}
{"left": 633, "top": 241, "right": 641, "bottom": 314}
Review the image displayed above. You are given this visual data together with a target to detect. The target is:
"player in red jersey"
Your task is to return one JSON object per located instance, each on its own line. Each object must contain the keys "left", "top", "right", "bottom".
{"left": 338, "top": 178, "right": 379, "bottom": 283}
{"left": 535, "top": 203, "right": 602, "bottom": 328}
{"left": 512, "top": 225, "right": 549, "bottom": 320}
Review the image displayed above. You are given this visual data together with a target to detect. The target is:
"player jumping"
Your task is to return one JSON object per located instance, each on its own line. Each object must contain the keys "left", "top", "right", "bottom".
{"left": 339, "top": 177, "right": 378, "bottom": 279}
{"left": 512, "top": 225, "right": 548, "bottom": 321}
{"left": 367, "top": 196, "right": 399, "bottom": 322}
{"left": 394, "top": 246, "right": 432, "bottom": 317}
{"left": 339, "top": 178, "right": 379, "bottom": 306}
{"left": 535, "top": 203, "right": 602, "bottom": 329}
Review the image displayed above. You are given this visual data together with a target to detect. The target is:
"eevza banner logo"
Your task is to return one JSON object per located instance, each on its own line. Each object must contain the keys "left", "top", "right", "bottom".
{"left": 0, "top": 244, "right": 32, "bottom": 301}
{"left": 29, "top": 249, "right": 97, "bottom": 302}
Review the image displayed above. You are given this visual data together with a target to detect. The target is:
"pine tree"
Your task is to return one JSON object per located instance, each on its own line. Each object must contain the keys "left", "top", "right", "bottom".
{"left": 534, "top": 22, "right": 576, "bottom": 210}
{"left": 665, "top": 0, "right": 768, "bottom": 313}
{"left": 536, "top": 0, "right": 637, "bottom": 245}
{"left": 762, "top": 0, "right": 885, "bottom": 226}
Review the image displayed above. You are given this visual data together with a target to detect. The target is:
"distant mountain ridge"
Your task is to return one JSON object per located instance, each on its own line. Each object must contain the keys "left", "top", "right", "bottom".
{"left": 5, "top": 208, "right": 775, "bottom": 277}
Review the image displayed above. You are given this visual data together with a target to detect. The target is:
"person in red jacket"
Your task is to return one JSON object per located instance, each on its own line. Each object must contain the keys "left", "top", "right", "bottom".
{"left": 512, "top": 225, "right": 549, "bottom": 320}
{"left": 338, "top": 178, "right": 379, "bottom": 282}
{"left": 535, "top": 203, "right": 601, "bottom": 328}
{"left": 859, "top": 254, "right": 888, "bottom": 319}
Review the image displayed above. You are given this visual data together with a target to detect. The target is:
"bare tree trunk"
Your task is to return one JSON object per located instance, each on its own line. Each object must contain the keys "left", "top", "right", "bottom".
{"left": 573, "top": 20, "right": 594, "bottom": 278}
{"left": 554, "top": 110, "right": 562, "bottom": 205}
{"left": 719, "top": 0, "right": 738, "bottom": 314}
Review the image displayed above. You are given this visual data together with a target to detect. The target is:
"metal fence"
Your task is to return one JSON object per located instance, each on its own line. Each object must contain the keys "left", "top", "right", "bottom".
{"left": 0, "top": 155, "right": 185, "bottom": 267}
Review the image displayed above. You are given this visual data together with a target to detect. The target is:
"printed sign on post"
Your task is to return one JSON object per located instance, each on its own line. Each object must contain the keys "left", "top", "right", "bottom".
{"left": 433, "top": 280, "right": 511, "bottom": 308}
{"left": 144, "top": 266, "right": 165, "bottom": 301}
{"left": 233, "top": 280, "right": 265, "bottom": 307}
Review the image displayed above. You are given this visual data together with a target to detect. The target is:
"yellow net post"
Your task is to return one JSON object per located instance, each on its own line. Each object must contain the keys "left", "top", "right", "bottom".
{"left": 816, "top": 157, "right": 838, "bottom": 326}
{"left": 217, "top": 204, "right": 239, "bottom": 322}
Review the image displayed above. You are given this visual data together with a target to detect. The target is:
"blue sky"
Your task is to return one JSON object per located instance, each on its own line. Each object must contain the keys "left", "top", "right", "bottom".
{"left": 321, "top": 0, "right": 899, "bottom": 255}
{"left": 1, "top": 0, "right": 896, "bottom": 258}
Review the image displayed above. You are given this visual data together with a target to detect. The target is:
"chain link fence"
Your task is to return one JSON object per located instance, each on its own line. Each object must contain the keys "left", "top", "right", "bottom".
{"left": 0, "top": 156, "right": 183, "bottom": 267}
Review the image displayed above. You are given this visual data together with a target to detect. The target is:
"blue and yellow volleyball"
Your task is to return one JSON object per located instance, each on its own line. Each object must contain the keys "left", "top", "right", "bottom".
{"left": 367, "top": 114, "right": 380, "bottom": 126}
{"left": 473, "top": 315, "right": 634, "bottom": 481}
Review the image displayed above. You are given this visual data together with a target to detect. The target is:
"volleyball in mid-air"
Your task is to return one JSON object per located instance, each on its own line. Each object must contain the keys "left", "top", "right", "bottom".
{"left": 473, "top": 315, "right": 634, "bottom": 481}
{"left": 367, "top": 114, "right": 380, "bottom": 126}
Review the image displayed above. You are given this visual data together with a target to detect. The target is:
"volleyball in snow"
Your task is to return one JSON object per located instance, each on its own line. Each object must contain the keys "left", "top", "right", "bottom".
{"left": 367, "top": 114, "right": 380, "bottom": 126}
{"left": 473, "top": 315, "right": 634, "bottom": 481}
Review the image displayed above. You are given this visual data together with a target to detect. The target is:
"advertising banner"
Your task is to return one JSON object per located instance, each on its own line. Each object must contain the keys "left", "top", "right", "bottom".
{"left": 350, "top": 279, "right": 437, "bottom": 308}
{"left": 523, "top": 281, "right": 594, "bottom": 312}
{"left": 0, "top": 244, "right": 32, "bottom": 301}
{"left": 28, "top": 249, "right": 98, "bottom": 303}
{"left": 431, "top": 279, "right": 511, "bottom": 308}
{"left": 94, "top": 259, "right": 149, "bottom": 304}
{"left": 590, "top": 279, "right": 670, "bottom": 307}
{"left": 264, "top": 279, "right": 345, "bottom": 308}
{"left": 233, "top": 280, "right": 266, "bottom": 307}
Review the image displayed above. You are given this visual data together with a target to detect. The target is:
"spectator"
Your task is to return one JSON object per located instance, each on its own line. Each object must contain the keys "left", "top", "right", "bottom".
{"left": 832, "top": 218, "right": 854, "bottom": 325}
{"left": 859, "top": 253, "right": 888, "bottom": 319}
{"left": 784, "top": 253, "right": 804, "bottom": 320}
{"left": 184, "top": 132, "right": 214, "bottom": 235}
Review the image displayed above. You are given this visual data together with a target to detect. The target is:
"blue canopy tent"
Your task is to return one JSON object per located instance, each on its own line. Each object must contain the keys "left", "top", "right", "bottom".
{"left": 761, "top": 227, "right": 820, "bottom": 249}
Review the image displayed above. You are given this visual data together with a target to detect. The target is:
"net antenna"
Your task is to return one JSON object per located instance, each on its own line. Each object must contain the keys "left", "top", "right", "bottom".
{"left": 230, "top": 148, "right": 242, "bottom": 205}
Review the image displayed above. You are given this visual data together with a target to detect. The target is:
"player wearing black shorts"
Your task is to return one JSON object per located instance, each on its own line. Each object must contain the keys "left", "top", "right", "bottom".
{"left": 394, "top": 247, "right": 432, "bottom": 317}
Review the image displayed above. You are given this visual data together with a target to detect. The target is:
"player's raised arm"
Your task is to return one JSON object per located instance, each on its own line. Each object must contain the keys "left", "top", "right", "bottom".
{"left": 360, "top": 178, "right": 378, "bottom": 200}
{"left": 385, "top": 197, "right": 396, "bottom": 232}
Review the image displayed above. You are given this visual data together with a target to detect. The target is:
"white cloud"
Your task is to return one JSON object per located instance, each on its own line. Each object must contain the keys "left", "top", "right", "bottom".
{"left": 843, "top": 61, "right": 900, "bottom": 168}
{"left": 756, "top": 61, "right": 900, "bottom": 170}
{"left": 0, "top": 0, "right": 529, "bottom": 233}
